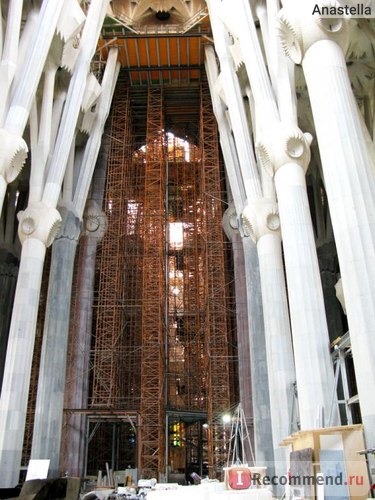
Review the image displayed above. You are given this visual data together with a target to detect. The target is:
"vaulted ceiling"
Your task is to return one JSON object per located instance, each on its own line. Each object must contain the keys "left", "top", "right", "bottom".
{"left": 99, "top": 0, "right": 211, "bottom": 86}
{"left": 96, "top": 0, "right": 212, "bottom": 143}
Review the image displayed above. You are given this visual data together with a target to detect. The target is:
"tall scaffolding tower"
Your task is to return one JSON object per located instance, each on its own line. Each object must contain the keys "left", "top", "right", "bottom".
{"left": 139, "top": 87, "right": 166, "bottom": 478}
{"left": 165, "top": 136, "right": 208, "bottom": 480}
{"left": 79, "top": 80, "right": 237, "bottom": 479}
{"left": 86, "top": 78, "right": 141, "bottom": 474}
{"left": 200, "top": 83, "right": 231, "bottom": 476}
{"left": 91, "top": 83, "right": 133, "bottom": 408}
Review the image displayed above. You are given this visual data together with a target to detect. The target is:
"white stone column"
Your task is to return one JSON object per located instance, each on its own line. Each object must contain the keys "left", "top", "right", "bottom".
{"left": 0, "top": 0, "right": 23, "bottom": 125}
{"left": 243, "top": 198, "right": 296, "bottom": 485}
{"left": 205, "top": 0, "right": 262, "bottom": 201}
{"left": 74, "top": 47, "right": 120, "bottom": 215}
{"left": 31, "top": 46, "right": 119, "bottom": 476}
{"left": 223, "top": 206, "right": 254, "bottom": 460}
{"left": 241, "top": 235, "right": 274, "bottom": 471}
{"left": 214, "top": 0, "right": 338, "bottom": 431}
{"left": 257, "top": 126, "right": 339, "bottom": 430}
{"left": 0, "top": 203, "right": 61, "bottom": 487}
{"left": 207, "top": 2, "right": 278, "bottom": 469}
{"left": 42, "top": 0, "right": 110, "bottom": 209}
{"left": 278, "top": 4, "right": 375, "bottom": 452}
{"left": 0, "top": 2, "right": 106, "bottom": 483}
{"left": 61, "top": 126, "right": 110, "bottom": 476}
{"left": 0, "top": 0, "right": 65, "bottom": 214}
{"left": 31, "top": 207, "right": 81, "bottom": 477}
{"left": 29, "top": 60, "right": 58, "bottom": 204}
{"left": 0, "top": 2, "right": 3, "bottom": 56}
{"left": 0, "top": 254, "right": 18, "bottom": 392}
{"left": 219, "top": 0, "right": 279, "bottom": 127}
{"left": 61, "top": 201, "right": 107, "bottom": 476}
{"left": 205, "top": 45, "right": 246, "bottom": 217}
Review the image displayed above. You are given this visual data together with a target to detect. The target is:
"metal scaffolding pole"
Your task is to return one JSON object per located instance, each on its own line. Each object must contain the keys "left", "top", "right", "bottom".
{"left": 139, "top": 87, "right": 166, "bottom": 479}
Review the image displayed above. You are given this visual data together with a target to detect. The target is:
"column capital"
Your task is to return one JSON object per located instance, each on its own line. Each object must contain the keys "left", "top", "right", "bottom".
{"left": 0, "top": 129, "right": 28, "bottom": 183}
{"left": 256, "top": 124, "right": 312, "bottom": 176}
{"left": 222, "top": 203, "right": 241, "bottom": 241}
{"left": 242, "top": 198, "right": 280, "bottom": 243}
{"left": 276, "top": 3, "right": 349, "bottom": 64}
{"left": 55, "top": 205, "right": 82, "bottom": 242}
{"left": 82, "top": 199, "right": 107, "bottom": 240}
{"left": 17, "top": 201, "right": 62, "bottom": 247}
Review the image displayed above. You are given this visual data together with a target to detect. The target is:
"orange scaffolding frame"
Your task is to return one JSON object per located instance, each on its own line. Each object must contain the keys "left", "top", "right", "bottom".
{"left": 62, "top": 79, "right": 237, "bottom": 479}
{"left": 200, "top": 82, "right": 231, "bottom": 477}
{"left": 139, "top": 87, "right": 166, "bottom": 478}
{"left": 91, "top": 81, "right": 133, "bottom": 409}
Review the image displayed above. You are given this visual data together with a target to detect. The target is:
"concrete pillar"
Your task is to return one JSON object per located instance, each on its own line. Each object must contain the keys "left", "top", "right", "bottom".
{"left": 219, "top": 0, "right": 280, "bottom": 126}
{"left": 29, "top": 60, "right": 59, "bottom": 204}
{"left": 61, "top": 126, "right": 110, "bottom": 477}
{"left": 0, "top": 203, "right": 61, "bottom": 487}
{"left": 278, "top": 3, "right": 375, "bottom": 457}
{"left": 61, "top": 201, "right": 106, "bottom": 477}
{"left": 61, "top": 127, "right": 111, "bottom": 476}
{"left": 258, "top": 129, "right": 339, "bottom": 429}
{"left": 243, "top": 198, "right": 296, "bottom": 485}
{"left": 31, "top": 207, "right": 81, "bottom": 477}
{"left": 222, "top": 207, "right": 253, "bottom": 458}
{"left": 242, "top": 235, "right": 275, "bottom": 471}
{"left": 213, "top": 0, "right": 338, "bottom": 430}
{"left": 0, "top": 1, "right": 109, "bottom": 485}
{"left": 61, "top": 233, "right": 97, "bottom": 477}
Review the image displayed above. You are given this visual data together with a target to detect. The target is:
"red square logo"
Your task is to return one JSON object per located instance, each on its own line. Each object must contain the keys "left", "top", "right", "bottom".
{"left": 227, "top": 467, "right": 252, "bottom": 489}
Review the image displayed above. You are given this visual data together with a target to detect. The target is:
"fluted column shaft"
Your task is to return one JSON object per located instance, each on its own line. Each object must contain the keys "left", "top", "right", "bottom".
{"left": 74, "top": 47, "right": 120, "bottom": 216}
{"left": 31, "top": 208, "right": 81, "bottom": 477}
{"left": 243, "top": 198, "right": 295, "bottom": 492}
{"left": 231, "top": 233, "right": 253, "bottom": 427}
{"left": 275, "top": 162, "right": 338, "bottom": 429}
{"left": 0, "top": 0, "right": 64, "bottom": 213}
{"left": 31, "top": 44, "right": 118, "bottom": 477}
{"left": 4, "top": 1, "right": 63, "bottom": 136}
{"left": 205, "top": 0, "right": 262, "bottom": 201}
{"left": 205, "top": 46, "right": 246, "bottom": 216}
{"left": 0, "top": 238, "right": 47, "bottom": 487}
{"left": 0, "top": 0, "right": 23, "bottom": 125}
{"left": 242, "top": 236, "right": 274, "bottom": 470}
{"left": 42, "top": 0, "right": 110, "bottom": 208}
{"left": 222, "top": 0, "right": 279, "bottom": 126}
{"left": 29, "top": 61, "right": 58, "bottom": 204}
{"left": 217, "top": 0, "right": 338, "bottom": 433}
{"left": 222, "top": 212, "right": 254, "bottom": 459}
{"left": 303, "top": 39, "right": 375, "bottom": 448}
{"left": 61, "top": 126, "right": 111, "bottom": 476}
{"left": 257, "top": 232, "right": 295, "bottom": 466}
{"left": 61, "top": 233, "right": 98, "bottom": 477}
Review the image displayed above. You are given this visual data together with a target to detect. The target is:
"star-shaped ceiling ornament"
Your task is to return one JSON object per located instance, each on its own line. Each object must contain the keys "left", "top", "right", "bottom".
{"left": 109, "top": 0, "right": 207, "bottom": 33}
